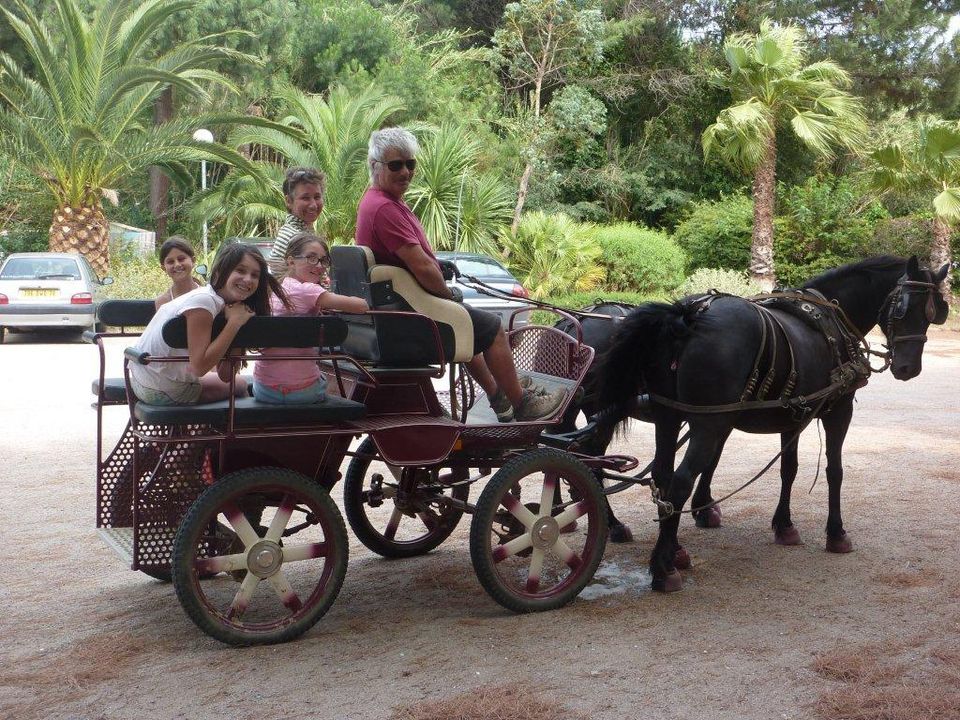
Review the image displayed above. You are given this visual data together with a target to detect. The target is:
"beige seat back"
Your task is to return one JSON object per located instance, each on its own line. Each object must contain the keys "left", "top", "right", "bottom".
{"left": 331, "top": 245, "right": 474, "bottom": 364}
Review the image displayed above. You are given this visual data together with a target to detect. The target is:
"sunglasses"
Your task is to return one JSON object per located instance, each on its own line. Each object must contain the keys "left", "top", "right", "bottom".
{"left": 376, "top": 158, "right": 417, "bottom": 172}
{"left": 293, "top": 254, "right": 331, "bottom": 267}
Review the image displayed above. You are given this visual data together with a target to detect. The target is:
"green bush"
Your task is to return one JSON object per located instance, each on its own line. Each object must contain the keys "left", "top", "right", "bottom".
{"left": 678, "top": 268, "right": 764, "bottom": 297}
{"left": 104, "top": 254, "right": 170, "bottom": 300}
{"left": 870, "top": 215, "right": 933, "bottom": 259}
{"left": 500, "top": 212, "right": 604, "bottom": 299}
{"left": 529, "top": 290, "right": 654, "bottom": 325}
{"left": 584, "top": 222, "right": 686, "bottom": 293}
{"left": 773, "top": 176, "right": 889, "bottom": 287}
{"left": 672, "top": 195, "right": 753, "bottom": 272}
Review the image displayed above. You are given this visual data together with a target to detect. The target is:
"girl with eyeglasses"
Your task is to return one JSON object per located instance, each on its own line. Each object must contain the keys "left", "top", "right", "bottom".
{"left": 252, "top": 232, "right": 369, "bottom": 404}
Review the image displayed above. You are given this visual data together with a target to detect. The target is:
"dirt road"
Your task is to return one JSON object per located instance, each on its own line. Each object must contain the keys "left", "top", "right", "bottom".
{"left": 2, "top": 329, "right": 958, "bottom": 720}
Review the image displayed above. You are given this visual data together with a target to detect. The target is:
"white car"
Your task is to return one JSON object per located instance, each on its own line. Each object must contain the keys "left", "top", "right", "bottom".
{"left": 436, "top": 251, "right": 531, "bottom": 329}
{"left": 0, "top": 252, "right": 112, "bottom": 342}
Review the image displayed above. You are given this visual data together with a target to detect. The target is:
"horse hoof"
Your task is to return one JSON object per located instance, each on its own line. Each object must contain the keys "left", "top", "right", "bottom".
{"left": 674, "top": 547, "right": 691, "bottom": 570}
{"left": 653, "top": 570, "right": 683, "bottom": 593}
{"left": 694, "top": 506, "right": 722, "bottom": 528}
{"left": 609, "top": 524, "right": 633, "bottom": 543}
{"left": 826, "top": 533, "right": 853, "bottom": 553}
{"left": 774, "top": 525, "right": 803, "bottom": 546}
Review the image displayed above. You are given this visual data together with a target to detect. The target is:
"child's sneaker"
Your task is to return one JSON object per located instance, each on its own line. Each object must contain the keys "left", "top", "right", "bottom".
{"left": 515, "top": 386, "right": 565, "bottom": 421}
{"left": 488, "top": 388, "right": 514, "bottom": 422}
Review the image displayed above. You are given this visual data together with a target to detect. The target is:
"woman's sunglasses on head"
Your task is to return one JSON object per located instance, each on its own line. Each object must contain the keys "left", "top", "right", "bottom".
{"left": 377, "top": 158, "right": 417, "bottom": 172}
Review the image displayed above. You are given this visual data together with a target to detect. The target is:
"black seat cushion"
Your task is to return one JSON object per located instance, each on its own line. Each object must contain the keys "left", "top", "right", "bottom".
{"left": 133, "top": 394, "right": 366, "bottom": 426}
{"left": 93, "top": 375, "right": 255, "bottom": 403}
{"left": 97, "top": 299, "right": 156, "bottom": 327}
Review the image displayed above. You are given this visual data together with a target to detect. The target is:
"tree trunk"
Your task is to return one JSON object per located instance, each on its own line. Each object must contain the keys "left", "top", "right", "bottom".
{"left": 149, "top": 86, "right": 174, "bottom": 239}
{"left": 931, "top": 215, "right": 953, "bottom": 298}
{"left": 49, "top": 203, "right": 110, "bottom": 275}
{"left": 511, "top": 162, "right": 533, "bottom": 235}
{"left": 750, "top": 134, "right": 777, "bottom": 291}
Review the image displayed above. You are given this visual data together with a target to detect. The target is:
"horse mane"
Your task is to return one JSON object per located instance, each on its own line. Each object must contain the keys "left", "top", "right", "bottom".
{"left": 802, "top": 255, "right": 905, "bottom": 291}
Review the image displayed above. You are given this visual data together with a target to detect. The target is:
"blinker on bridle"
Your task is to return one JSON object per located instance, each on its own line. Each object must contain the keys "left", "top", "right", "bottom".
{"left": 883, "top": 273, "right": 947, "bottom": 347}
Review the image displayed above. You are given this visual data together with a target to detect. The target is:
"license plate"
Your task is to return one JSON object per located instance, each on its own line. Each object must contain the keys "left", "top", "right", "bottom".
{"left": 21, "top": 288, "right": 57, "bottom": 298}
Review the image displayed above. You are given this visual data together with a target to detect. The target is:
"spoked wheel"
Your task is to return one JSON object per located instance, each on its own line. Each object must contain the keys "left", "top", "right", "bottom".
{"left": 343, "top": 437, "right": 471, "bottom": 558}
{"left": 469, "top": 448, "right": 608, "bottom": 613}
{"left": 171, "top": 467, "right": 348, "bottom": 646}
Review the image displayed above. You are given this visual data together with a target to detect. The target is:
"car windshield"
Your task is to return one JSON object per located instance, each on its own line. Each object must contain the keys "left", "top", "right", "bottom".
{"left": 451, "top": 257, "right": 513, "bottom": 279}
{"left": 0, "top": 257, "right": 82, "bottom": 280}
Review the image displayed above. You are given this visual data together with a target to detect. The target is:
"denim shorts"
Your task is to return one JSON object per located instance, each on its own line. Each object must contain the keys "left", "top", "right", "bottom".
{"left": 252, "top": 377, "right": 327, "bottom": 404}
{"left": 130, "top": 375, "right": 202, "bottom": 405}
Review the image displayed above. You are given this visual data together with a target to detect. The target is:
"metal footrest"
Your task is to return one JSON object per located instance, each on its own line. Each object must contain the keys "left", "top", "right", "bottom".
{"left": 98, "top": 526, "right": 134, "bottom": 565}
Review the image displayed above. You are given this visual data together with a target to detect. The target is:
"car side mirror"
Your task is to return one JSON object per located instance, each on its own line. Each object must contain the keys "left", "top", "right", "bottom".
{"left": 195, "top": 264, "right": 208, "bottom": 279}
{"left": 438, "top": 259, "right": 458, "bottom": 281}
{"left": 100, "top": 276, "right": 114, "bottom": 286}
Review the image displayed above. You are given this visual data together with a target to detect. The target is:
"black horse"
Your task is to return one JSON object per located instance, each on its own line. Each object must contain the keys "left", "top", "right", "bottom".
{"left": 596, "top": 256, "right": 949, "bottom": 592}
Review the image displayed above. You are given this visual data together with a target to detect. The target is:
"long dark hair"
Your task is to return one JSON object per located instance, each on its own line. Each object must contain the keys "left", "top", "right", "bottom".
{"left": 209, "top": 244, "right": 290, "bottom": 313}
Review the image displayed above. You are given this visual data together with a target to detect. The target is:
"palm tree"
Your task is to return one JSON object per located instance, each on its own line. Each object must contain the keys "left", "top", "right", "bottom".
{"left": 702, "top": 19, "right": 867, "bottom": 290}
{"left": 195, "top": 84, "right": 404, "bottom": 244}
{"left": 870, "top": 115, "right": 960, "bottom": 296}
{"left": 0, "top": 0, "right": 276, "bottom": 273}
{"left": 405, "top": 123, "right": 514, "bottom": 254}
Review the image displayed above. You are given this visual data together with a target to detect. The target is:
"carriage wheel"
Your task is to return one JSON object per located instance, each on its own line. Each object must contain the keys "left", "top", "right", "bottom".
{"left": 469, "top": 448, "right": 607, "bottom": 613}
{"left": 343, "top": 437, "right": 470, "bottom": 558}
{"left": 171, "top": 467, "right": 348, "bottom": 646}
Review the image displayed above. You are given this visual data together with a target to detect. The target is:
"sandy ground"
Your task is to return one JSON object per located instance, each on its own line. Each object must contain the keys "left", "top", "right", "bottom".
{"left": 1, "top": 327, "right": 958, "bottom": 720}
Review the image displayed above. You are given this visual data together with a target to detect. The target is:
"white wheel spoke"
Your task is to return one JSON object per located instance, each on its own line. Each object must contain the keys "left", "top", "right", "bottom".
{"left": 264, "top": 493, "right": 295, "bottom": 543}
{"left": 538, "top": 473, "right": 557, "bottom": 519}
{"left": 267, "top": 571, "right": 302, "bottom": 612}
{"left": 196, "top": 552, "right": 247, "bottom": 575}
{"left": 492, "top": 533, "right": 532, "bottom": 562}
{"left": 226, "top": 572, "right": 260, "bottom": 619}
{"left": 282, "top": 541, "right": 329, "bottom": 563}
{"left": 384, "top": 507, "right": 403, "bottom": 539}
{"left": 501, "top": 492, "right": 537, "bottom": 529}
{"left": 551, "top": 499, "right": 588, "bottom": 531}
{"left": 551, "top": 538, "right": 583, "bottom": 570}
{"left": 525, "top": 548, "right": 545, "bottom": 593}
{"left": 223, "top": 503, "right": 261, "bottom": 547}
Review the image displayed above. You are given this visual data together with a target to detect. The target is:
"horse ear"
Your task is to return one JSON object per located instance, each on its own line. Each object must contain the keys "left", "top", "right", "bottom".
{"left": 906, "top": 255, "right": 921, "bottom": 275}
{"left": 934, "top": 263, "right": 949, "bottom": 283}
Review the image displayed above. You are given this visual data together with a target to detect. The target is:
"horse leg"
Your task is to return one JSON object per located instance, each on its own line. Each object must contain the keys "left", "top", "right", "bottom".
{"left": 821, "top": 398, "right": 854, "bottom": 553}
{"left": 771, "top": 432, "right": 802, "bottom": 545}
{"left": 650, "top": 422, "right": 724, "bottom": 592}
{"left": 691, "top": 430, "right": 729, "bottom": 529}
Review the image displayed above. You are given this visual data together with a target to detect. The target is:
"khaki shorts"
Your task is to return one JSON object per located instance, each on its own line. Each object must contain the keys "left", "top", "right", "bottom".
{"left": 130, "top": 374, "right": 202, "bottom": 405}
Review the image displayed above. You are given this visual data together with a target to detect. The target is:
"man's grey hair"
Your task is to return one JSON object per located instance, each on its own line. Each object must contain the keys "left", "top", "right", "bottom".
{"left": 368, "top": 127, "right": 420, "bottom": 182}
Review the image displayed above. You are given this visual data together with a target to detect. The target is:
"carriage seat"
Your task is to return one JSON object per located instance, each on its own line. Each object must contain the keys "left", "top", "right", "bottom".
{"left": 127, "top": 315, "right": 366, "bottom": 427}
{"left": 331, "top": 245, "right": 474, "bottom": 365}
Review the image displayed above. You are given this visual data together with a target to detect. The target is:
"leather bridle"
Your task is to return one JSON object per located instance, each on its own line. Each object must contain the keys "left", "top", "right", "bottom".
{"left": 881, "top": 274, "right": 943, "bottom": 347}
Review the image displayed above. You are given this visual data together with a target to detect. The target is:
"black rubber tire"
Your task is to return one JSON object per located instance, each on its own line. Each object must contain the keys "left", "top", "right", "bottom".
{"left": 469, "top": 448, "right": 607, "bottom": 613}
{"left": 343, "top": 437, "right": 469, "bottom": 558}
{"left": 172, "top": 467, "right": 348, "bottom": 646}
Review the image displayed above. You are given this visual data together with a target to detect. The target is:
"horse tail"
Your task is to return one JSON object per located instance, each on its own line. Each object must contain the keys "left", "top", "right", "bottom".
{"left": 596, "top": 301, "right": 689, "bottom": 428}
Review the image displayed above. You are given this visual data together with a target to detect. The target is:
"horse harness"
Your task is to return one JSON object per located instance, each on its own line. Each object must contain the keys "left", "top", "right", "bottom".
{"left": 649, "top": 288, "right": 876, "bottom": 419}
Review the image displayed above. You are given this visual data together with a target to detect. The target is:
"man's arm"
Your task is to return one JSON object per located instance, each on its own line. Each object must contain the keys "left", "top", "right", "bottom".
{"left": 395, "top": 243, "right": 455, "bottom": 299}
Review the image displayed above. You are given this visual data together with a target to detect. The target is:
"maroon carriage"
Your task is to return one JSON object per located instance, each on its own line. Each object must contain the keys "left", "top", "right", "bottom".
{"left": 88, "top": 254, "right": 637, "bottom": 646}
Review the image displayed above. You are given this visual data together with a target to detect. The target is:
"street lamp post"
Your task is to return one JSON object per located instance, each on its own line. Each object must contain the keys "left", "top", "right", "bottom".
{"left": 192, "top": 128, "right": 214, "bottom": 257}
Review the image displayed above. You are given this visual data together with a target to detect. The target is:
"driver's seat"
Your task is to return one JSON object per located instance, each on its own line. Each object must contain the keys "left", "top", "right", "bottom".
{"left": 330, "top": 245, "right": 474, "bottom": 366}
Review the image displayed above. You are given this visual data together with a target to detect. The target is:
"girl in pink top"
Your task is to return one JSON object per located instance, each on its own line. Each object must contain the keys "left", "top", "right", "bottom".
{"left": 252, "top": 232, "right": 368, "bottom": 404}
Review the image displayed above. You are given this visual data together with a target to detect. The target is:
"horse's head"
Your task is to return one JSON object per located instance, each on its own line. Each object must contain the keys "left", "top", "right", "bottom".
{"left": 882, "top": 256, "right": 950, "bottom": 380}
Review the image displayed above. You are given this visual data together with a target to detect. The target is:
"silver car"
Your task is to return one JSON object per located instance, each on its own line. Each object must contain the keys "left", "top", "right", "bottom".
{"left": 436, "top": 251, "right": 531, "bottom": 329}
{"left": 0, "top": 252, "right": 112, "bottom": 342}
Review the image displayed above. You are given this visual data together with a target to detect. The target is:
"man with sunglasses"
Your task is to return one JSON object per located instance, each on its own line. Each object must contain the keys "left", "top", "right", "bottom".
{"left": 268, "top": 166, "right": 326, "bottom": 275}
{"left": 355, "top": 127, "right": 565, "bottom": 422}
